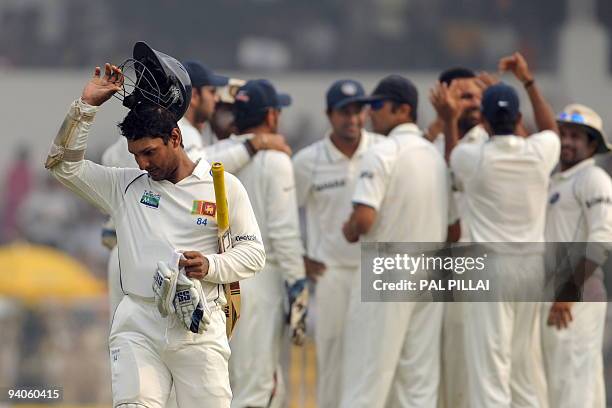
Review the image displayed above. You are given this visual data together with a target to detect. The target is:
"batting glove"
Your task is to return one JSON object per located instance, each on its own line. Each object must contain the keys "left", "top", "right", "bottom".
{"left": 285, "top": 278, "right": 309, "bottom": 346}
{"left": 173, "top": 273, "right": 212, "bottom": 334}
{"left": 153, "top": 261, "right": 179, "bottom": 317}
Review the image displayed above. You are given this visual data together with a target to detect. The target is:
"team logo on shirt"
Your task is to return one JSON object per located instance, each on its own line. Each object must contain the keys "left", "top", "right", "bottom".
{"left": 140, "top": 190, "right": 161, "bottom": 208}
{"left": 360, "top": 170, "right": 374, "bottom": 179}
{"left": 549, "top": 192, "right": 560, "bottom": 205}
{"left": 192, "top": 200, "right": 216, "bottom": 217}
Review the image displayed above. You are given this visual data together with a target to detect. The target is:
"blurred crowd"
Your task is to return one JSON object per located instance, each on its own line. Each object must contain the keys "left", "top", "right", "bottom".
{"left": 0, "top": 148, "right": 111, "bottom": 405}
{"left": 0, "top": 0, "right": 610, "bottom": 70}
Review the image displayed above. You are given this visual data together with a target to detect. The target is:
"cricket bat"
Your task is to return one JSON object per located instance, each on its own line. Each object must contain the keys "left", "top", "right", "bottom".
{"left": 211, "top": 162, "right": 241, "bottom": 339}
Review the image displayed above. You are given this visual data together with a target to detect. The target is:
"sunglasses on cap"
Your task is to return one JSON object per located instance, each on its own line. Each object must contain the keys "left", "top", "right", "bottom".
{"left": 558, "top": 112, "right": 586, "bottom": 124}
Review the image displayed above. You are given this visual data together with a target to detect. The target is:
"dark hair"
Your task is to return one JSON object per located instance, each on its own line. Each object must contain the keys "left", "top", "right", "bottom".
{"left": 118, "top": 103, "right": 178, "bottom": 144}
{"left": 488, "top": 110, "right": 517, "bottom": 135}
{"left": 234, "top": 110, "right": 268, "bottom": 133}
{"left": 390, "top": 100, "right": 417, "bottom": 122}
{"left": 439, "top": 67, "right": 476, "bottom": 86}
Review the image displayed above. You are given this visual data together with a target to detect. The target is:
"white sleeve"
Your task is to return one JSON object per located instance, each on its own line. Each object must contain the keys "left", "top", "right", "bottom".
{"left": 199, "top": 142, "right": 250, "bottom": 174}
{"left": 46, "top": 99, "right": 144, "bottom": 216}
{"left": 203, "top": 173, "right": 266, "bottom": 283}
{"left": 447, "top": 171, "right": 459, "bottom": 225}
{"left": 265, "top": 152, "right": 305, "bottom": 284}
{"left": 530, "top": 130, "right": 561, "bottom": 173}
{"left": 352, "top": 148, "right": 389, "bottom": 210}
{"left": 449, "top": 143, "right": 479, "bottom": 188}
{"left": 578, "top": 168, "right": 612, "bottom": 263}
{"left": 292, "top": 147, "right": 314, "bottom": 208}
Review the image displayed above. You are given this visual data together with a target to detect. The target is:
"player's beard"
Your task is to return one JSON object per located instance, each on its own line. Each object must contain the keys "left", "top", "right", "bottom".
{"left": 458, "top": 108, "right": 481, "bottom": 136}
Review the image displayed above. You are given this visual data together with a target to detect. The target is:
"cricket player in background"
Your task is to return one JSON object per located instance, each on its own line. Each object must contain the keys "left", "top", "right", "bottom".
{"left": 341, "top": 75, "right": 450, "bottom": 407}
{"left": 426, "top": 67, "right": 489, "bottom": 162}
{"left": 46, "top": 43, "right": 265, "bottom": 407}
{"left": 292, "top": 79, "right": 383, "bottom": 408}
{"left": 226, "top": 79, "right": 307, "bottom": 408}
{"left": 427, "top": 67, "right": 489, "bottom": 408}
{"left": 541, "top": 104, "right": 612, "bottom": 408}
{"left": 450, "top": 52, "right": 559, "bottom": 408}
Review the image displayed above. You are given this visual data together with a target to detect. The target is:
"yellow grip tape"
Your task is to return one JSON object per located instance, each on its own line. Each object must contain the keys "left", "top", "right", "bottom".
{"left": 211, "top": 162, "right": 229, "bottom": 232}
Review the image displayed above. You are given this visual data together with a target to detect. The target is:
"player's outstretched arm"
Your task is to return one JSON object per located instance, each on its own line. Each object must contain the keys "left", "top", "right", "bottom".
{"left": 45, "top": 63, "right": 139, "bottom": 216}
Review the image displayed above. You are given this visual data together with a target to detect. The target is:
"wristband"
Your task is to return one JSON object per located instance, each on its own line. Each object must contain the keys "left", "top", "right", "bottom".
{"left": 523, "top": 79, "right": 535, "bottom": 89}
{"left": 244, "top": 140, "right": 257, "bottom": 157}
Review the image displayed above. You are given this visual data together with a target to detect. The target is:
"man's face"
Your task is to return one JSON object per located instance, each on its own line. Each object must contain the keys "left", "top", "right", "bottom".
{"left": 452, "top": 78, "right": 482, "bottom": 133}
{"left": 192, "top": 86, "right": 218, "bottom": 124}
{"left": 210, "top": 103, "right": 236, "bottom": 140}
{"left": 328, "top": 103, "right": 365, "bottom": 141}
{"left": 268, "top": 108, "right": 281, "bottom": 133}
{"left": 559, "top": 123, "right": 598, "bottom": 168}
{"left": 369, "top": 100, "right": 402, "bottom": 135}
{"left": 127, "top": 134, "right": 180, "bottom": 181}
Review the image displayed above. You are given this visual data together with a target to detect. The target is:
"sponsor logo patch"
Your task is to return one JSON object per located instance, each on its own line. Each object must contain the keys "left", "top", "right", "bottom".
{"left": 586, "top": 196, "right": 612, "bottom": 208}
{"left": 235, "top": 234, "right": 257, "bottom": 242}
{"left": 314, "top": 179, "right": 346, "bottom": 192}
{"left": 140, "top": 190, "right": 161, "bottom": 208}
{"left": 192, "top": 200, "right": 216, "bottom": 216}
{"left": 549, "top": 192, "right": 560, "bottom": 205}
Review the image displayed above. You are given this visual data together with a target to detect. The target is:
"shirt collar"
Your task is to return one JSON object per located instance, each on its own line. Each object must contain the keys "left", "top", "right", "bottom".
{"left": 462, "top": 125, "right": 489, "bottom": 144}
{"left": 553, "top": 157, "right": 595, "bottom": 180}
{"left": 324, "top": 129, "right": 371, "bottom": 163}
{"left": 388, "top": 123, "right": 421, "bottom": 138}
{"left": 190, "top": 158, "right": 213, "bottom": 181}
{"left": 230, "top": 133, "right": 254, "bottom": 142}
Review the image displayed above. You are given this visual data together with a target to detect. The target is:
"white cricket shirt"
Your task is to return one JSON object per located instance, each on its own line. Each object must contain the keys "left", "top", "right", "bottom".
{"left": 217, "top": 134, "right": 305, "bottom": 284}
{"left": 546, "top": 158, "right": 612, "bottom": 255}
{"left": 178, "top": 117, "right": 205, "bottom": 156}
{"left": 352, "top": 123, "right": 450, "bottom": 242}
{"left": 50, "top": 99, "right": 265, "bottom": 303}
{"left": 293, "top": 130, "right": 383, "bottom": 267}
{"left": 430, "top": 124, "right": 489, "bottom": 157}
{"left": 450, "top": 130, "right": 560, "bottom": 243}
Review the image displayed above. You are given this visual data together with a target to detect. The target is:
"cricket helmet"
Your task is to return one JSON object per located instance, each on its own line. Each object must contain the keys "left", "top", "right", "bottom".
{"left": 115, "top": 41, "right": 192, "bottom": 120}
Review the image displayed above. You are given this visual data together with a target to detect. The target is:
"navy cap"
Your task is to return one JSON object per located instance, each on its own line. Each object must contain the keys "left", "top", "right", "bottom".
{"left": 481, "top": 83, "right": 520, "bottom": 123}
{"left": 370, "top": 74, "right": 418, "bottom": 111}
{"left": 182, "top": 60, "right": 229, "bottom": 88}
{"left": 326, "top": 79, "right": 370, "bottom": 110}
{"left": 233, "top": 79, "right": 291, "bottom": 119}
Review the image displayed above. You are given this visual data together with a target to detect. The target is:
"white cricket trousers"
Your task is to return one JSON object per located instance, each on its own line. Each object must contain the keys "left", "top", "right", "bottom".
{"left": 109, "top": 295, "right": 231, "bottom": 408}
{"left": 107, "top": 246, "right": 124, "bottom": 322}
{"left": 340, "top": 272, "right": 443, "bottom": 408}
{"left": 541, "top": 301, "right": 607, "bottom": 408}
{"left": 462, "top": 254, "right": 546, "bottom": 408}
{"left": 229, "top": 261, "right": 285, "bottom": 408}
{"left": 438, "top": 302, "right": 468, "bottom": 408}
{"left": 314, "top": 265, "right": 357, "bottom": 408}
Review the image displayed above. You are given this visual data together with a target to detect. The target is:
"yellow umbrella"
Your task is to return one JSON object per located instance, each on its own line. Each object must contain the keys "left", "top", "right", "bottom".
{"left": 0, "top": 243, "right": 105, "bottom": 305}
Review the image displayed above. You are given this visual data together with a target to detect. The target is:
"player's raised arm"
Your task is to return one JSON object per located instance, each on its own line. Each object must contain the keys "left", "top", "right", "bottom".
{"left": 45, "top": 64, "right": 137, "bottom": 215}
{"left": 499, "top": 52, "right": 558, "bottom": 134}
